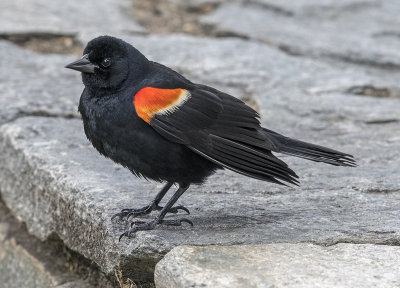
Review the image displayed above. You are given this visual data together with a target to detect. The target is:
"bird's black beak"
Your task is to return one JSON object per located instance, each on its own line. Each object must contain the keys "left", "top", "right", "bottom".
{"left": 65, "top": 54, "right": 98, "bottom": 74}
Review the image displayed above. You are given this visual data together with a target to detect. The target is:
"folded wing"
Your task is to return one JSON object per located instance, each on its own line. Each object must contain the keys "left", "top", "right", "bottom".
{"left": 134, "top": 86, "right": 299, "bottom": 185}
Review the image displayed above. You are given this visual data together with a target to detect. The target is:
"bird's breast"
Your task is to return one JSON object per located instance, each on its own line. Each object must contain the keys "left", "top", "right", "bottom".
{"left": 78, "top": 88, "right": 217, "bottom": 183}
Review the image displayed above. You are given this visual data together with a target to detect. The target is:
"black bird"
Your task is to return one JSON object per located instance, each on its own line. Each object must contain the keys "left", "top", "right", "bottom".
{"left": 66, "top": 36, "right": 356, "bottom": 239}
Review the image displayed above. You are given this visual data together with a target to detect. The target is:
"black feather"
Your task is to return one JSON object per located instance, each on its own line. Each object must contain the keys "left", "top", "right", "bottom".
{"left": 263, "top": 128, "right": 356, "bottom": 167}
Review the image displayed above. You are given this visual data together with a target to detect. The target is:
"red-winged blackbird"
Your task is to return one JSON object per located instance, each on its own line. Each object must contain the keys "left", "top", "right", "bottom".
{"left": 66, "top": 36, "right": 355, "bottom": 239}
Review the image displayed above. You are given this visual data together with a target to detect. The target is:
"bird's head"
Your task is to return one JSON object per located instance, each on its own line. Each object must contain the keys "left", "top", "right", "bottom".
{"left": 66, "top": 36, "right": 149, "bottom": 90}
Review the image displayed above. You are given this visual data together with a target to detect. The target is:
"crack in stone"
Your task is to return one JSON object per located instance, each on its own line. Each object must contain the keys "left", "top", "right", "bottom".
{"left": 131, "top": 0, "right": 221, "bottom": 36}
{"left": 0, "top": 110, "right": 81, "bottom": 130}
{"left": 3, "top": 110, "right": 81, "bottom": 126}
{"left": 16, "top": 110, "right": 80, "bottom": 119}
{"left": 346, "top": 85, "right": 400, "bottom": 98}
{"left": 276, "top": 44, "right": 304, "bottom": 56}
{"left": 0, "top": 32, "right": 83, "bottom": 55}
{"left": 320, "top": 240, "right": 400, "bottom": 247}
{"left": 243, "top": 0, "right": 294, "bottom": 17}
{"left": 326, "top": 53, "right": 400, "bottom": 71}
{"left": 363, "top": 188, "right": 400, "bottom": 193}
{"left": 212, "top": 29, "right": 251, "bottom": 40}
{"left": 325, "top": 1, "right": 380, "bottom": 14}
{"left": 364, "top": 119, "right": 399, "bottom": 125}
{"left": 373, "top": 31, "right": 400, "bottom": 39}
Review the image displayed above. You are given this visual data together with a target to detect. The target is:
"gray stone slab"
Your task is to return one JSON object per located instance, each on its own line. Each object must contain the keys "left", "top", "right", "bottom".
{"left": 1, "top": 34, "right": 400, "bottom": 281}
{"left": 0, "top": 0, "right": 144, "bottom": 35}
{"left": 0, "top": 201, "right": 98, "bottom": 288}
{"left": 154, "top": 243, "right": 400, "bottom": 288}
{"left": 0, "top": 110, "right": 399, "bottom": 281}
{"left": 201, "top": 0, "right": 400, "bottom": 68}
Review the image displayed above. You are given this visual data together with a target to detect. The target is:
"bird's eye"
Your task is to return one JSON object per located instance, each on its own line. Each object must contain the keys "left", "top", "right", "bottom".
{"left": 101, "top": 58, "right": 111, "bottom": 68}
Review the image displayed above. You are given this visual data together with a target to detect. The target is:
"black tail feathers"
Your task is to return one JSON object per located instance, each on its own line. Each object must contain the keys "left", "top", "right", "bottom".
{"left": 263, "top": 129, "right": 356, "bottom": 167}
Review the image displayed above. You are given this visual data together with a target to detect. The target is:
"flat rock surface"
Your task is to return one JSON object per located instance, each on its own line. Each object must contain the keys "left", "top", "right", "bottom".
{"left": 0, "top": 0, "right": 144, "bottom": 35}
{"left": 202, "top": 0, "right": 400, "bottom": 68}
{"left": 0, "top": 29, "right": 400, "bottom": 283}
{"left": 155, "top": 243, "right": 400, "bottom": 288}
{"left": 0, "top": 41, "right": 82, "bottom": 125}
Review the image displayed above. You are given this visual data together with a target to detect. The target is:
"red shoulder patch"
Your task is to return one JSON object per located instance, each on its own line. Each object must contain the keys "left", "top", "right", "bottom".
{"left": 134, "top": 87, "right": 190, "bottom": 123}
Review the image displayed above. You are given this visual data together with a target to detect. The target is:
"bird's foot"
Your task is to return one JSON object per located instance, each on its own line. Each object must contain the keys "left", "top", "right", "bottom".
{"left": 111, "top": 202, "right": 189, "bottom": 221}
{"left": 119, "top": 217, "right": 193, "bottom": 240}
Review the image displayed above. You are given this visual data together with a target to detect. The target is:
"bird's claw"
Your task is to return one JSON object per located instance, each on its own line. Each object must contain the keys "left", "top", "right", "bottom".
{"left": 167, "top": 205, "right": 190, "bottom": 215}
{"left": 119, "top": 217, "right": 193, "bottom": 241}
{"left": 130, "top": 220, "right": 146, "bottom": 227}
{"left": 111, "top": 212, "right": 125, "bottom": 221}
{"left": 160, "top": 218, "right": 193, "bottom": 226}
{"left": 112, "top": 203, "right": 190, "bottom": 221}
{"left": 119, "top": 221, "right": 155, "bottom": 241}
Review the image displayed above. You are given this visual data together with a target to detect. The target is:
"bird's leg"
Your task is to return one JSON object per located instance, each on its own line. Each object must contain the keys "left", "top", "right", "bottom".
{"left": 119, "top": 183, "right": 193, "bottom": 240}
{"left": 111, "top": 182, "right": 189, "bottom": 220}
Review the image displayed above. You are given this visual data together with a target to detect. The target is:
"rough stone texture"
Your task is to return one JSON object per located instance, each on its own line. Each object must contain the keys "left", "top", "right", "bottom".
{"left": 0, "top": 113, "right": 399, "bottom": 281}
{"left": 0, "top": 41, "right": 83, "bottom": 125}
{"left": 0, "top": 0, "right": 144, "bottom": 35}
{"left": 155, "top": 244, "right": 400, "bottom": 288}
{"left": 1, "top": 33, "right": 400, "bottom": 283}
{"left": 0, "top": 201, "right": 99, "bottom": 288}
{"left": 201, "top": 0, "right": 400, "bottom": 68}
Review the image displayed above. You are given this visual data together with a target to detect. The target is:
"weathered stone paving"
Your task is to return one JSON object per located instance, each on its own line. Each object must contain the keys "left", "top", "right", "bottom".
{"left": 155, "top": 244, "right": 400, "bottom": 288}
{"left": 202, "top": 0, "right": 400, "bottom": 68}
{"left": 0, "top": 0, "right": 399, "bottom": 287}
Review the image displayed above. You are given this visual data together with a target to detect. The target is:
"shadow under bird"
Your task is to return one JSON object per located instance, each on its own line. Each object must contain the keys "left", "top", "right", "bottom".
{"left": 66, "top": 36, "right": 356, "bottom": 240}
